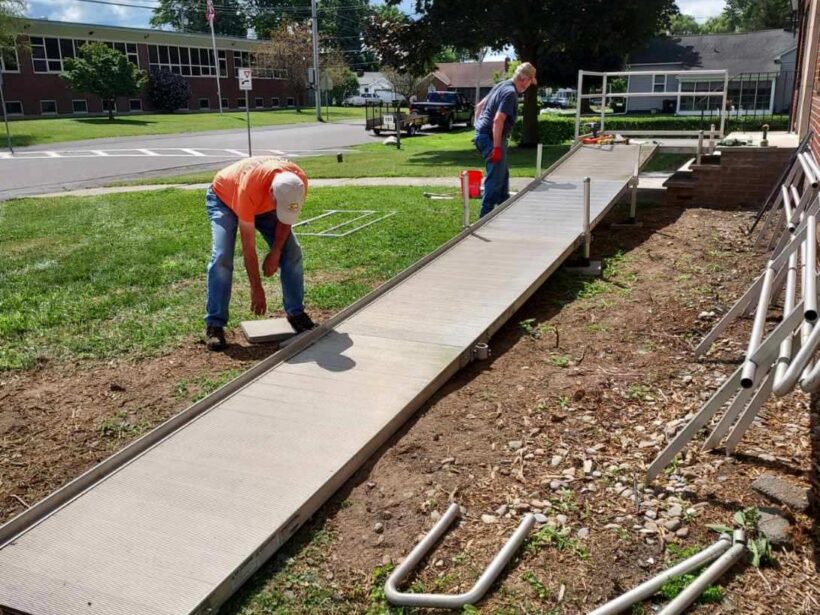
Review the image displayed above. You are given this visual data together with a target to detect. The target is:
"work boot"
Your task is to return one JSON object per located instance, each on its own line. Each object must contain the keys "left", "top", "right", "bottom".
{"left": 205, "top": 325, "right": 227, "bottom": 351}
{"left": 287, "top": 311, "right": 317, "bottom": 334}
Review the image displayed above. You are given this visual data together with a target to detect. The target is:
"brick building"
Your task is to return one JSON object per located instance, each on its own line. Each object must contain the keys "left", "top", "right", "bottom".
{"left": 792, "top": 0, "right": 820, "bottom": 159}
{"left": 0, "top": 19, "right": 303, "bottom": 118}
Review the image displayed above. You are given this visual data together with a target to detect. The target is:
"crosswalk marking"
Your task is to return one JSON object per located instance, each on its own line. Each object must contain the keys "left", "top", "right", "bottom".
{"left": 0, "top": 147, "right": 354, "bottom": 161}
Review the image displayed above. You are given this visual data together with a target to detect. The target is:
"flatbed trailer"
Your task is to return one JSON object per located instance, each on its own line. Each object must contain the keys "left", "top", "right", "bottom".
{"left": 365, "top": 103, "right": 426, "bottom": 137}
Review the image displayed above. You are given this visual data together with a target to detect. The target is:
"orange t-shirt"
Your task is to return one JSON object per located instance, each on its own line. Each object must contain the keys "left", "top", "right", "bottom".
{"left": 212, "top": 157, "right": 308, "bottom": 222}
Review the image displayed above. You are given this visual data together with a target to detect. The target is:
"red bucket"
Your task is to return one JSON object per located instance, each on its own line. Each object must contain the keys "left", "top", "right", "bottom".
{"left": 460, "top": 170, "right": 483, "bottom": 199}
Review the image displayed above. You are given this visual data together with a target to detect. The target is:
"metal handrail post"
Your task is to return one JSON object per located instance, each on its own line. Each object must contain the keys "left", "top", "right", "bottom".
{"left": 575, "top": 70, "right": 584, "bottom": 141}
{"left": 805, "top": 214, "right": 817, "bottom": 321}
{"left": 696, "top": 130, "right": 703, "bottom": 165}
{"left": 600, "top": 74, "right": 608, "bottom": 133}
{"left": 535, "top": 143, "right": 543, "bottom": 179}
{"left": 709, "top": 123, "right": 716, "bottom": 153}
{"left": 719, "top": 71, "right": 729, "bottom": 137}
{"left": 583, "top": 176, "right": 591, "bottom": 260}
{"left": 629, "top": 144, "right": 641, "bottom": 222}
{"left": 461, "top": 172, "right": 470, "bottom": 229}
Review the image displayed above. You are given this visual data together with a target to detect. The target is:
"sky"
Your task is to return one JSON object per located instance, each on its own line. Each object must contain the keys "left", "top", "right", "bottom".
{"left": 24, "top": 1, "right": 729, "bottom": 39}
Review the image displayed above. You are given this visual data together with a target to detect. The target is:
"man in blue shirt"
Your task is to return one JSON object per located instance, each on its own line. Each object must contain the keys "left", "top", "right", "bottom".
{"left": 473, "top": 62, "right": 537, "bottom": 217}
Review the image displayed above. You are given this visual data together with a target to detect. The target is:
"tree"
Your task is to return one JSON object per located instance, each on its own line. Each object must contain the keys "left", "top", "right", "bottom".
{"left": 61, "top": 43, "right": 147, "bottom": 120}
{"left": 363, "top": 5, "right": 441, "bottom": 76}
{"left": 320, "top": 48, "right": 357, "bottom": 104}
{"left": 146, "top": 68, "right": 192, "bottom": 112}
{"left": 319, "top": 0, "right": 375, "bottom": 70}
{"left": 150, "top": 0, "right": 248, "bottom": 37}
{"left": 255, "top": 17, "right": 311, "bottom": 109}
{"left": 250, "top": 0, "right": 309, "bottom": 39}
{"left": 0, "top": 0, "right": 23, "bottom": 66}
{"left": 667, "top": 13, "right": 702, "bottom": 35}
{"left": 395, "top": 0, "right": 677, "bottom": 146}
{"left": 381, "top": 66, "right": 432, "bottom": 102}
{"left": 701, "top": 0, "right": 793, "bottom": 33}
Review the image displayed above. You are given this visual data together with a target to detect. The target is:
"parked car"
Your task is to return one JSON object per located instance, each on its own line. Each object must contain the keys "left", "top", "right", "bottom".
{"left": 540, "top": 89, "right": 576, "bottom": 109}
{"left": 409, "top": 91, "right": 473, "bottom": 130}
{"left": 343, "top": 93, "right": 382, "bottom": 107}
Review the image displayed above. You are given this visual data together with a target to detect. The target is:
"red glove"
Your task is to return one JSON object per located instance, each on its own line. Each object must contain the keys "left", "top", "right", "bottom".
{"left": 488, "top": 146, "right": 502, "bottom": 164}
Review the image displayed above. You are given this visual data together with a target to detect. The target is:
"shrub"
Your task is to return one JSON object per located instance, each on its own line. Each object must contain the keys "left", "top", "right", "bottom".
{"left": 146, "top": 68, "right": 191, "bottom": 113}
{"left": 512, "top": 113, "right": 791, "bottom": 145}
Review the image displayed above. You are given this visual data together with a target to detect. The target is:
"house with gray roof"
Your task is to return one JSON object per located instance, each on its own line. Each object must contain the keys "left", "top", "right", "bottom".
{"left": 625, "top": 29, "right": 798, "bottom": 116}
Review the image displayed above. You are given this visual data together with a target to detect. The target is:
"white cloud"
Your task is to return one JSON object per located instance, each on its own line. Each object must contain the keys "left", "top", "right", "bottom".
{"left": 26, "top": 0, "right": 154, "bottom": 28}
{"left": 677, "top": 0, "right": 726, "bottom": 22}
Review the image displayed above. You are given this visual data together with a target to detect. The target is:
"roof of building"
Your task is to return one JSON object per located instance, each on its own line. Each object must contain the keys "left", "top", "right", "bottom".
{"left": 432, "top": 61, "right": 507, "bottom": 89}
{"left": 358, "top": 72, "right": 392, "bottom": 87}
{"left": 628, "top": 29, "right": 798, "bottom": 75}
{"left": 20, "top": 17, "right": 261, "bottom": 50}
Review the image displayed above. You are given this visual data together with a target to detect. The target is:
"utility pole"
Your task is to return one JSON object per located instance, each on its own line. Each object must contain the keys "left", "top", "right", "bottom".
{"left": 310, "top": 0, "right": 322, "bottom": 122}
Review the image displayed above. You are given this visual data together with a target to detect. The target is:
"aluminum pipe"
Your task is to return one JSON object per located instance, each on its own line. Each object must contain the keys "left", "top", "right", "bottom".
{"left": 588, "top": 536, "right": 732, "bottom": 615}
{"left": 741, "top": 263, "right": 776, "bottom": 388}
{"left": 799, "top": 153, "right": 819, "bottom": 188}
{"left": 384, "top": 503, "right": 535, "bottom": 608}
{"left": 657, "top": 530, "right": 746, "bottom": 615}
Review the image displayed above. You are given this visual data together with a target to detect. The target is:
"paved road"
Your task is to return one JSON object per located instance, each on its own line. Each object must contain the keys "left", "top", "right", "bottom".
{"left": 0, "top": 120, "right": 378, "bottom": 200}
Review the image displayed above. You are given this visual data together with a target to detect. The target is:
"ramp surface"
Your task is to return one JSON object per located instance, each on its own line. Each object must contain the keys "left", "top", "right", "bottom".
{"left": 0, "top": 143, "right": 655, "bottom": 615}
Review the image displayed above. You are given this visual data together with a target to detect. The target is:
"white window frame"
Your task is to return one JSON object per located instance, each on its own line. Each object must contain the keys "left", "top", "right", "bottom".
{"left": 221, "top": 97, "right": 229, "bottom": 110}
{"left": 254, "top": 96, "right": 264, "bottom": 108}
{"left": 39, "top": 100, "right": 58, "bottom": 115}
{"left": 675, "top": 77, "right": 725, "bottom": 115}
{"left": 149, "top": 45, "right": 227, "bottom": 78}
{"left": 199, "top": 97, "right": 210, "bottom": 110}
{"left": 0, "top": 46, "right": 20, "bottom": 73}
{"left": 271, "top": 97, "right": 280, "bottom": 107}
{"left": 71, "top": 99, "right": 88, "bottom": 114}
{"left": 237, "top": 98, "right": 247, "bottom": 110}
{"left": 31, "top": 37, "right": 139, "bottom": 74}
{"left": 4, "top": 100, "right": 23, "bottom": 116}
{"left": 286, "top": 97, "right": 295, "bottom": 107}
{"left": 652, "top": 74, "right": 666, "bottom": 93}
{"left": 128, "top": 98, "right": 143, "bottom": 112}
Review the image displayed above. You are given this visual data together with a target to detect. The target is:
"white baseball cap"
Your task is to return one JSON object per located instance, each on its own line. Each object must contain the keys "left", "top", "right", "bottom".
{"left": 272, "top": 171, "right": 306, "bottom": 225}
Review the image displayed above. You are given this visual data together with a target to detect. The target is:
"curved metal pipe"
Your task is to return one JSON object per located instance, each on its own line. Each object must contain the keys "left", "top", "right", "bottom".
{"left": 588, "top": 536, "right": 732, "bottom": 615}
{"left": 384, "top": 503, "right": 535, "bottom": 608}
{"left": 741, "top": 263, "right": 775, "bottom": 388}
{"left": 772, "top": 307, "right": 820, "bottom": 396}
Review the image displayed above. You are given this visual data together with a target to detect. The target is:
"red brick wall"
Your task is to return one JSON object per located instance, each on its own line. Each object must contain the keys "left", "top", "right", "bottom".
{"left": 3, "top": 40, "right": 302, "bottom": 117}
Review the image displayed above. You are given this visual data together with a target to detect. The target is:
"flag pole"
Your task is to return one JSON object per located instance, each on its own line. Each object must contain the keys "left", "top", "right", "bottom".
{"left": 206, "top": 0, "right": 223, "bottom": 114}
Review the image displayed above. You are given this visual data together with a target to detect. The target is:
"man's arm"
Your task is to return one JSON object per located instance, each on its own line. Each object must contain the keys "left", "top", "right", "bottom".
{"left": 238, "top": 219, "right": 267, "bottom": 315}
{"left": 474, "top": 95, "right": 488, "bottom": 118}
{"left": 492, "top": 111, "right": 507, "bottom": 148}
{"left": 262, "top": 221, "right": 291, "bottom": 277}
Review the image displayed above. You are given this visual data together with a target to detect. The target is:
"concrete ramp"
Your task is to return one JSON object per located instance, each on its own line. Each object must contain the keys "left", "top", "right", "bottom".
{"left": 0, "top": 143, "right": 655, "bottom": 615}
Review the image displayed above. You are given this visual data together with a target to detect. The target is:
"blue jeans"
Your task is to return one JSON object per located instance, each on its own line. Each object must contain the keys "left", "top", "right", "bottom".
{"left": 205, "top": 186, "right": 305, "bottom": 327}
{"left": 474, "top": 132, "right": 509, "bottom": 217}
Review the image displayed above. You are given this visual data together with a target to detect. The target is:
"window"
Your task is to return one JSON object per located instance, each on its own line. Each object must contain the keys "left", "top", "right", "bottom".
{"left": 31, "top": 37, "right": 139, "bottom": 73}
{"left": 0, "top": 47, "right": 19, "bottom": 72}
{"left": 40, "top": 100, "right": 57, "bottom": 115}
{"left": 129, "top": 98, "right": 142, "bottom": 112}
{"left": 4, "top": 101, "right": 22, "bottom": 116}
{"left": 72, "top": 99, "right": 88, "bottom": 114}
{"left": 727, "top": 74, "right": 775, "bottom": 112}
{"left": 199, "top": 98, "right": 210, "bottom": 110}
{"left": 149, "top": 45, "right": 227, "bottom": 78}
{"left": 271, "top": 97, "right": 280, "bottom": 107}
{"left": 286, "top": 97, "right": 294, "bottom": 107}
{"left": 678, "top": 79, "right": 723, "bottom": 112}
{"left": 221, "top": 97, "right": 229, "bottom": 109}
{"left": 255, "top": 97, "right": 264, "bottom": 108}
{"left": 233, "top": 50, "right": 285, "bottom": 79}
{"left": 653, "top": 74, "right": 666, "bottom": 93}
{"left": 237, "top": 98, "right": 246, "bottom": 109}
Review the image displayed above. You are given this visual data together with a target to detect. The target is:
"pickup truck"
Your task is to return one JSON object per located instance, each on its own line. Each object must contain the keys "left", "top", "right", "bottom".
{"left": 409, "top": 91, "right": 473, "bottom": 130}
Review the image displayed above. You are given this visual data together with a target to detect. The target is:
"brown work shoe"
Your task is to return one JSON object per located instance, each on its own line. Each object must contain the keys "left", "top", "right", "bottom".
{"left": 205, "top": 326, "right": 227, "bottom": 351}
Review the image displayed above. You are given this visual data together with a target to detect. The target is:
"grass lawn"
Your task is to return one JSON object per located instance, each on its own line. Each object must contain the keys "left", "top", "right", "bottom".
{"left": 3, "top": 107, "right": 363, "bottom": 148}
{"left": 111, "top": 129, "right": 572, "bottom": 186}
{"left": 0, "top": 185, "right": 475, "bottom": 371}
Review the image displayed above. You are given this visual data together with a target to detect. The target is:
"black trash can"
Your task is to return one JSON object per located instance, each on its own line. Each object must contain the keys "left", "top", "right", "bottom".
{"left": 662, "top": 99, "right": 676, "bottom": 114}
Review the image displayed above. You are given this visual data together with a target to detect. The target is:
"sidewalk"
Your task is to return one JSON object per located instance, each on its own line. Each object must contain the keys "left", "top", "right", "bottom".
{"left": 27, "top": 174, "right": 668, "bottom": 199}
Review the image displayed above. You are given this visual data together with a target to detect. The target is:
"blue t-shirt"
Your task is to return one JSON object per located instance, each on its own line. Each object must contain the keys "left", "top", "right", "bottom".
{"left": 474, "top": 80, "right": 518, "bottom": 138}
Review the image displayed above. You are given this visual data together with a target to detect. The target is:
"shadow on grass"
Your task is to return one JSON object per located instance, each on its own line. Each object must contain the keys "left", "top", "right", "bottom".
{"left": 73, "top": 118, "right": 156, "bottom": 127}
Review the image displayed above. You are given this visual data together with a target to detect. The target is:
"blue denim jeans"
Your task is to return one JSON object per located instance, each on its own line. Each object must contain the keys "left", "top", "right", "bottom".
{"left": 473, "top": 132, "right": 509, "bottom": 217}
{"left": 205, "top": 186, "right": 305, "bottom": 327}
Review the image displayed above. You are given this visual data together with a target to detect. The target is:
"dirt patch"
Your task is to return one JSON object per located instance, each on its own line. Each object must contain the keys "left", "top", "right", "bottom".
{"left": 2, "top": 199, "right": 818, "bottom": 614}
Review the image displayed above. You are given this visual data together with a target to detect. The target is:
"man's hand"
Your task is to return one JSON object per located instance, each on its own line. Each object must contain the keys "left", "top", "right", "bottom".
{"left": 250, "top": 285, "right": 267, "bottom": 315}
{"left": 487, "top": 146, "right": 502, "bottom": 164}
{"left": 262, "top": 250, "right": 281, "bottom": 277}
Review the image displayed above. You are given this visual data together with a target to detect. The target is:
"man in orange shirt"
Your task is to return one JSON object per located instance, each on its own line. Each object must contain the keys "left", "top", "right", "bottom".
{"left": 205, "top": 156, "right": 316, "bottom": 351}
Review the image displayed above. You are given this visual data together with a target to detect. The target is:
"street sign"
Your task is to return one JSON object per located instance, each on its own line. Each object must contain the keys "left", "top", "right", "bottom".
{"left": 238, "top": 68, "right": 253, "bottom": 91}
